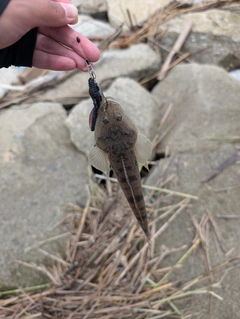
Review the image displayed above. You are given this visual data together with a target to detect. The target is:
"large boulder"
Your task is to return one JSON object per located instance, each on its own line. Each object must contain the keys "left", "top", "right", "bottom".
{"left": 149, "top": 63, "right": 240, "bottom": 319}
{"left": 152, "top": 63, "right": 240, "bottom": 154}
{"left": 160, "top": 10, "right": 240, "bottom": 69}
{"left": 0, "top": 102, "right": 88, "bottom": 288}
{"left": 107, "top": 0, "right": 172, "bottom": 28}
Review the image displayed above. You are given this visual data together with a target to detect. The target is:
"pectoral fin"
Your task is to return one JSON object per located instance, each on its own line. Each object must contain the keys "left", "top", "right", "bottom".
{"left": 88, "top": 146, "right": 110, "bottom": 175}
{"left": 134, "top": 133, "right": 152, "bottom": 169}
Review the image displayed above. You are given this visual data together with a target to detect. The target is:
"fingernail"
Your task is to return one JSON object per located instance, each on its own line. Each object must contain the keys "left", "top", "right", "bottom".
{"left": 60, "top": 3, "right": 78, "bottom": 23}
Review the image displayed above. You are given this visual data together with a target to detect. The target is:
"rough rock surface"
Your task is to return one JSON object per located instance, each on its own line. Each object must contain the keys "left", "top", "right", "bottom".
{"left": 107, "top": 0, "right": 172, "bottom": 28}
{"left": 66, "top": 77, "right": 159, "bottom": 155}
{"left": 160, "top": 9, "right": 240, "bottom": 70}
{"left": 42, "top": 43, "right": 161, "bottom": 100}
{"left": 0, "top": 103, "right": 89, "bottom": 288}
{"left": 148, "top": 64, "right": 240, "bottom": 319}
{"left": 72, "top": 14, "right": 114, "bottom": 38}
{"left": 152, "top": 63, "right": 240, "bottom": 154}
{"left": 0, "top": 66, "right": 20, "bottom": 85}
{"left": 0, "top": 66, "right": 20, "bottom": 99}
{"left": 76, "top": 0, "right": 107, "bottom": 15}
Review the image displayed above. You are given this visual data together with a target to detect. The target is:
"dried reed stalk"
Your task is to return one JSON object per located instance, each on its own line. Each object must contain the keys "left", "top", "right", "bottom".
{"left": 1, "top": 168, "right": 237, "bottom": 319}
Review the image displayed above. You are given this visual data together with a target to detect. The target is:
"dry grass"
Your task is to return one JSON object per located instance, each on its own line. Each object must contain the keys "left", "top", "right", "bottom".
{"left": 0, "top": 166, "right": 237, "bottom": 319}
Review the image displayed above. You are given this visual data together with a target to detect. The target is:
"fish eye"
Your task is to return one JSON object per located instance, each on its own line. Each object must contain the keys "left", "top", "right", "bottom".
{"left": 116, "top": 113, "right": 122, "bottom": 121}
{"left": 102, "top": 116, "right": 109, "bottom": 124}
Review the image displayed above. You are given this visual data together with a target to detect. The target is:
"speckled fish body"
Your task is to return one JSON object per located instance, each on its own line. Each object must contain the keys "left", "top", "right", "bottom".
{"left": 108, "top": 145, "right": 149, "bottom": 237}
{"left": 89, "top": 98, "right": 152, "bottom": 239}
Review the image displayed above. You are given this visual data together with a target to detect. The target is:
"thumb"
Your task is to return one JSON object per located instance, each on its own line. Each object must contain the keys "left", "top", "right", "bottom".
{"left": 0, "top": 0, "right": 79, "bottom": 49}
{"left": 35, "top": 1, "right": 78, "bottom": 26}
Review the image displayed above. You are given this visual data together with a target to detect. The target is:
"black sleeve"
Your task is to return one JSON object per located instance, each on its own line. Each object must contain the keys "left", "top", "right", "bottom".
{"left": 0, "top": 28, "right": 38, "bottom": 68}
{"left": 0, "top": 0, "right": 11, "bottom": 15}
{"left": 0, "top": 0, "right": 38, "bottom": 68}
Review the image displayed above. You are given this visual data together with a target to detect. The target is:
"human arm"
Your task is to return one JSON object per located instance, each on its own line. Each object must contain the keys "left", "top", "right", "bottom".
{"left": 0, "top": 0, "right": 100, "bottom": 70}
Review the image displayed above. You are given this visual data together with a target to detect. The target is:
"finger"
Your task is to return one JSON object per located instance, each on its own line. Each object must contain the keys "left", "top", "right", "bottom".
{"left": 0, "top": 0, "right": 78, "bottom": 49}
{"left": 32, "top": 50, "right": 77, "bottom": 70}
{"left": 34, "top": 33, "right": 88, "bottom": 70}
{"left": 33, "top": 0, "right": 78, "bottom": 26}
{"left": 38, "top": 26, "right": 100, "bottom": 63}
{"left": 53, "top": 0, "right": 72, "bottom": 4}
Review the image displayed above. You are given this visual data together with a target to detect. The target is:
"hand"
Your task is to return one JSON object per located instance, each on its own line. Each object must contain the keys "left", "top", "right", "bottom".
{"left": 0, "top": 0, "right": 100, "bottom": 71}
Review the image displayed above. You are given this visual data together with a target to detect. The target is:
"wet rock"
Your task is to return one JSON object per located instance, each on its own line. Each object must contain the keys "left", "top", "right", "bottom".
{"left": 160, "top": 9, "right": 240, "bottom": 70}
{"left": 66, "top": 77, "right": 159, "bottom": 155}
{"left": 0, "top": 102, "right": 88, "bottom": 288}
{"left": 42, "top": 43, "right": 161, "bottom": 100}
{"left": 152, "top": 63, "right": 240, "bottom": 154}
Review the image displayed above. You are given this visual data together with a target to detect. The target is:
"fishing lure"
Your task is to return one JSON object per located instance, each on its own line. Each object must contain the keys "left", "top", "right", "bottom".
{"left": 85, "top": 59, "right": 103, "bottom": 131}
{"left": 88, "top": 77, "right": 103, "bottom": 131}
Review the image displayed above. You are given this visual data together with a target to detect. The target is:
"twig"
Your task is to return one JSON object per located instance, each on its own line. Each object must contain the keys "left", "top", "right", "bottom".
{"left": 217, "top": 214, "right": 240, "bottom": 219}
{"left": 0, "top": 284, "right": 49, "bottom": 297}
{"left": 158, "top": 20, "right": 193, "bottom": 80}
{"left": 157, "top": 238, "right": 201, "bottom": 287}
{"left": 142, "top": 184, "right": 198, "bottom": 200}
{"left": 70, "top": 198, "right": 91, "bottom": 262}
{"left": 25, "top": 232, "right": 71, "bottom": 252}
{"left": 153, "top": 199, "right": 189, "bottom": 241}
{"left": 98, "top": 24, "right": 123, "bottom": 52}
{"left": 201, "top": 151, "right": 240, "bottom": 183}
{"left": 15, "top": 260, "right": 61, "bottom": 285}
{"left": 206, "top": 209, "right": 226, "bottom": 253}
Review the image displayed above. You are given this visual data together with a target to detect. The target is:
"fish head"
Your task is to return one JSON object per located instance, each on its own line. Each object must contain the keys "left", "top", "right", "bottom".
{"left": 94, "top": 97, "right": 138, "bottom": 153}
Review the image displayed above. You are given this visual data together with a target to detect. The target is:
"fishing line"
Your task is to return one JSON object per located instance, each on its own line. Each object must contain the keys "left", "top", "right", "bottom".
{"left": 75, "top": 35, "right": 96, "bottom": 79}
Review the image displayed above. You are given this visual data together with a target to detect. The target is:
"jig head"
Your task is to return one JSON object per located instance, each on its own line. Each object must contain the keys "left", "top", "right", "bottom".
{"left": 86, "top": 59, "right": 104, "bottom": 131}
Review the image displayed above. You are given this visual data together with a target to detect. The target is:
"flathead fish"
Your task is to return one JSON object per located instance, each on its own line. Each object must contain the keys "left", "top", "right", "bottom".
{"left": 88, "top": 97, "right": 152, "bottom": 239}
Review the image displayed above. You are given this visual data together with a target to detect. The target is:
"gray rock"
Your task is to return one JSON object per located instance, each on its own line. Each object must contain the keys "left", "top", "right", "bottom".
{"left": 160, "top": 10, "right": 240, "bottom": 69}
{"left": 107, "top": 0, "right": 172, "bottom": 28}
{"left": 66, "top": 77, "right": 159, "bottom": 155}
{"left": 71, "top": 14, "right": 114, "bottom": 38}
{"left": 152, "top": 63, "right": 240, "bottom": 154}
{"left": 77, "top": 0, "right": 107, "bottom": 14}
{"left": 0, "top": 66, "right": 19, "bottom": 85}
{"left": 42, "top": 43, "right": 161, "bottom": 100}
{"left": 71, "top": 0, "right": 82, "bottom": 6}
{"left": 146, "top": 144, "right": 240, "bottom": 319}
{"left": 147, "top": 63, "right": 240, "bottom": 318}
{"left": 66, "top": 98, "right": 94, "bottom": 157}
{"left": 0, "top": 102, "right": 88, "bottom": 288}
